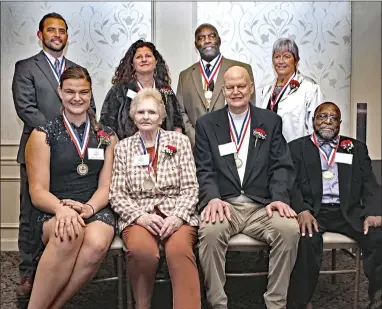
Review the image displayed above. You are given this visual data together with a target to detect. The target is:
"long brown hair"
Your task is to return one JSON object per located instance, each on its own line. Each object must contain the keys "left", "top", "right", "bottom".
{"left": 59, "top": 66, "right": 101, "bottom": 131}
{"left": 111, "top": 39, "right": 171, "bottom": 88}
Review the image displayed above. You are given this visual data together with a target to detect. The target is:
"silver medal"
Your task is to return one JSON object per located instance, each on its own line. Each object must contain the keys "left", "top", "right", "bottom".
{"left": 322, "top": 170, "right": 334, "bottom": 180}
{"left": 234, "top": 153, "right": 243, "bottom": 168}
{"left": 142, "top": 177, "right": 155, "bottom": 191}
{"left": 77, "top": 163, "right": 89, "bottom": 176}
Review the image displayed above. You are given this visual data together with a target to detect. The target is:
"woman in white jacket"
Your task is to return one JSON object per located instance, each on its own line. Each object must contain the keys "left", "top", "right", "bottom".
{"left": 259, "top": 38, "right": 322, "bottom": 142}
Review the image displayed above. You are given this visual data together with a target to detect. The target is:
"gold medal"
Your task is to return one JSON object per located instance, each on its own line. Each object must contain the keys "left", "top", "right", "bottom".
{"left": 142, "top": 176, "right": 155, "bottom": 191}
{"left": 322, "top": 170, "right": 334, "bottom": 180}
{"left": 77, "top": 163, "right": 88, "bottom": 176}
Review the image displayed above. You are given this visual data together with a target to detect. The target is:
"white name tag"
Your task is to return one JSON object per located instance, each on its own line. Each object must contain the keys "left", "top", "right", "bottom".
{"left": 127, "top": 89, "right": 137, "bottom": 99}
{"left": 335, "top": 153, "right": 353, "bottom": 165}
{"left": 218, "top": 142, "right": 237, "bottom": 157}
{"left": 88, "top": 148, "right": 104, "bottom": 160}
{"left": 133, "top": 154, "right": 150, "bottom": 166}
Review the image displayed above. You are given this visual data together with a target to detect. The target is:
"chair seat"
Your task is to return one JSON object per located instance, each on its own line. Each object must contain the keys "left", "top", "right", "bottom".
{"left": 322, "top": 232, "right": 359, "bottom": 249}
{"left": 227, "top": 234, "right": 268, "bottom": 252}
{"left": 110, "top": 235, "right": 124, "bottom": 250}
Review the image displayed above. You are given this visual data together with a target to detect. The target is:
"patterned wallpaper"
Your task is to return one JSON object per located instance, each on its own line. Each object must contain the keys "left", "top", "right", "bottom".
{"left": 197, "top": 2, "right": 351, "bottom": 133}
{"left": 1, "top": 2, "right": 152, "bottom": 141}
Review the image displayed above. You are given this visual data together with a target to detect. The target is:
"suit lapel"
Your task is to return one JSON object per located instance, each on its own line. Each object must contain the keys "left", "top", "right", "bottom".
{"left": 34, "top": 51, "right": 60, "bottom": 96}
{"left": 214, "top": 108, "right": 241, "bottom": 186}
{"left": 209, "top": 57, "right": 228, "bottom": 111}
{"left": 191, "top": 63, "right": 206, "bottom": 106}
{"left": 242, "top": 105, "right": 264, "bottom": 186}
{"left": 337, "top": 137, "right": 352, "bottom": 209}
{"left": 303, "top": 137, "right": 323, "bottom": 203}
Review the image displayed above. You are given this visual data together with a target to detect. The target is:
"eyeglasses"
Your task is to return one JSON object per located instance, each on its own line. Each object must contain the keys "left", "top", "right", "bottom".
{"left": 315, "top": 113, "right": 341, "bottom": 122}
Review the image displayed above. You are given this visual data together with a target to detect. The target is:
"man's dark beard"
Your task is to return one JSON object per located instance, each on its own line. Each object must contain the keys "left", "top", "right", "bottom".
{"left": 199, "top": 46, "right": 220, "bottom": 62}
{"left": 315, "top": 128, "right": 337, "bottom": 141}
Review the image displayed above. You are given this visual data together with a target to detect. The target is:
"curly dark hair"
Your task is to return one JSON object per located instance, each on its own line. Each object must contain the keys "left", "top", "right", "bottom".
{"left": 111, "top": 39, "right": 171, "bottom": 88}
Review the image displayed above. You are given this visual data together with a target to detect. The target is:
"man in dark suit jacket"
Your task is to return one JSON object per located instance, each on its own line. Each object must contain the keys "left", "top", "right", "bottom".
{"left": 195, "top": 66, "right": 300, "bottom": 309}
{"left": 12, "top": 12, "right": 95, "bottom": 297}
{"left": 287, "top": 102, "right": 382, "bottom": 309}
{"left": 176, "top": 23, "right": 255, "bottom": 147}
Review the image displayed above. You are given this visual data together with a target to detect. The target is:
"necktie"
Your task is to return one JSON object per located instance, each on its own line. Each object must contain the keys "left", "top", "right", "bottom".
{"left": 317, "top": 137, "right": 339, "bottom": 149}
{"left": 206, "top": 63, "right": 214, "bottom": 92}
{"left": 54, "top": 59, "right": 61, "bottom": 77}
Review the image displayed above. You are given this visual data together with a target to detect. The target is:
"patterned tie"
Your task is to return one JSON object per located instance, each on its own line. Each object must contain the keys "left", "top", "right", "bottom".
{"left": 206, "top": 63, "right": 214, "bottom": 92}
{"left": 317, "top": 137, "right": 339, "bottom": 149}
{"left": 54, "top": 59, "right": 61, "bottom": 77}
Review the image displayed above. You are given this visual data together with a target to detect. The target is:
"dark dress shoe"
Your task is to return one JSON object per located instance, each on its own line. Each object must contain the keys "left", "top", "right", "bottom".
{"left": 15, "top": 277, "right": 33, "bottom": 298}
{"left": 369, "top": 288, "right": 382, "bottom": 309}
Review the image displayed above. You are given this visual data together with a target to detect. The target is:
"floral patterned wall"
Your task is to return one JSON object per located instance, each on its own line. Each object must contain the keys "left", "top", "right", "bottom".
{"left": 1, "top": 2, "right": 152, "bottom": 141}
{"left": 197, "top": 2, "right": 351, "bottom": 133}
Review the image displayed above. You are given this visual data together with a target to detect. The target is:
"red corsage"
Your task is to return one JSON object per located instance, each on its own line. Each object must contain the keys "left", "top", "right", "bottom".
{"left": 289, "top": 80, "right": 300, "bottom": 90}
{"left": 340, "top": 139, "right": 354, "bottom": 152}
{"left": 163, "top": 145, "right": 177, "bottom": 155}
{"left": 253, "top": 128, "right": 266, "bottom": 147}
{"left": 97, "top": 130, "right": 111, "bottom": 148}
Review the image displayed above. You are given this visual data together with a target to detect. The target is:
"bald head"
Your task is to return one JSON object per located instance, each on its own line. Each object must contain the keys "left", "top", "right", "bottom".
{"left": 224, "top": 66, "right": 251, "bottom": 85}
{"left": 314, "top": 102, "right": 341, "bottom": 119}
{"left": 222, "top": 66, "right": 254, "bottom": 114}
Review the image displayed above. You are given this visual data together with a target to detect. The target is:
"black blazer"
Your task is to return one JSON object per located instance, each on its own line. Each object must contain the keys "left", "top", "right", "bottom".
{"left": 99, "top": 81, "right": 183, "bottom": 140}
{"left": 289, "top": 135, "right": 381, "bottom": 232}
{"left": 12, "top": 50, "right": 96, "bottom": 164}
{"left": 195, "top": 104, "right": 295, "bottom": 211}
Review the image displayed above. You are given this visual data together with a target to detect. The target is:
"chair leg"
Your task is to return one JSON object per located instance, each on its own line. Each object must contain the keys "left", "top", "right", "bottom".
{"left": 126, "top": 256, "right": 134, "bottom": 309}
{"left": 331, "top": 249, "right": 337, "bottom": 284}
{"left": 116, "top": 252, "right": 124, "bottom": 309}
{"left": 353, "top": 247, "right": 361, "bottom": 309}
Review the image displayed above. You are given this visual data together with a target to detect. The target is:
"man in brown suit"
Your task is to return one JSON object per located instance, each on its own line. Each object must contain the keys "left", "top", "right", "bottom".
{"left": 176, "top": 23, "right": 255, "bottom": 147}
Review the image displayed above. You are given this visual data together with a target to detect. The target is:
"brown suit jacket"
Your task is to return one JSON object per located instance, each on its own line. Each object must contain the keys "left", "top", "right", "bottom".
{"left": 176, "top": 57, "right": 255, "bottom": 147}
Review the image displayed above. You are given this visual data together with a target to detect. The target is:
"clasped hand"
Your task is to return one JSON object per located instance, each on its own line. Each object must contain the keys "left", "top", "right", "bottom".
{"left": 55, "top": 203, "right": 86, "bottom": 240}
{"left": 136, "top": 214, "right": 183, "bottom": 239}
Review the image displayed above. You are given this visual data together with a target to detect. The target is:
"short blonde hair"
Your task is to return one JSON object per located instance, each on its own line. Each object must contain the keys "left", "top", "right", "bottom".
{"left": 129, "top": 88, "right": 167, "bottom": 122}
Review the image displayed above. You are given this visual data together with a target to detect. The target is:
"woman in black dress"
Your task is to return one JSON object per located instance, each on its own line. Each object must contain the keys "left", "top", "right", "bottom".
{"left": 100, "top": 39, "right": 184, "bottom": 140}
{"left": 26, "top": 66, "right": 117, "bottom": 309}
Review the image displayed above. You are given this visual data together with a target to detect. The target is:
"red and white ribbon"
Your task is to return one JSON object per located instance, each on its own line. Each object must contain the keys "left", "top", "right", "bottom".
{"left": 62, "top": 112, "right": 91, "bottom": 160}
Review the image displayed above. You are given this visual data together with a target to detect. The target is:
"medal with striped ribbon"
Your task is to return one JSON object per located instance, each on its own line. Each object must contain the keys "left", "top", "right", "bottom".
{"left": 62, "top": 112, "right": 91, "bottom": 176}
{"left": 228, "top": 108, "right": 251, "bottom": 169}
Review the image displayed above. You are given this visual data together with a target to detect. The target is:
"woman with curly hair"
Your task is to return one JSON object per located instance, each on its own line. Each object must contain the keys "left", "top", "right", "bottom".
{"left": 100, "top": 40, "right": 184, "bottom": 140}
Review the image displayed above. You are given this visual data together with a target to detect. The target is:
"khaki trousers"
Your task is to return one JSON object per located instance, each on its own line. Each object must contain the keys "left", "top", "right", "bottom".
{"left": 123, "top": 225, "right": 201, "bottom": 309}
{"left": 198, "top": 202, "right": 300, "bottom": 309}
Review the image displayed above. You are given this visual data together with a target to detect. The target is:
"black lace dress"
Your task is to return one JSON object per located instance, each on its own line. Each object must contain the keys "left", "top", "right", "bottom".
{"left": 30, "top": 115, "right": 116, "bottom": 258}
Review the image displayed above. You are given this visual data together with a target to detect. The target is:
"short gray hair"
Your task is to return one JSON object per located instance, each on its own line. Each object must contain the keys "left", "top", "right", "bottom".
{"left": 272, "top": 38, "right": 300, "bottom": 62}
{"left": 129, "top": 88, "right": 167, "bottom": 122}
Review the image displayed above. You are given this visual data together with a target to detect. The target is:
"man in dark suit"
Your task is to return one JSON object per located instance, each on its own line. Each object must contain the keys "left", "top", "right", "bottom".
{"left": 12, "top": 12, "right": 95, "bottom": 297}
{"left": 177, "top": 23, "right": 255, "bottom": 147}
{"left": 287, "top": 102, "right": 382, "bottom": 309}
{"left": 195, "top": 66, "right": 300, "bottom": 309}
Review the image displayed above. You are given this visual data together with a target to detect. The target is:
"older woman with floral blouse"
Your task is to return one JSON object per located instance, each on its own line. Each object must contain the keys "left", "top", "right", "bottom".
{"left": 110, "top": 88, "right": 200, "bottom": 309}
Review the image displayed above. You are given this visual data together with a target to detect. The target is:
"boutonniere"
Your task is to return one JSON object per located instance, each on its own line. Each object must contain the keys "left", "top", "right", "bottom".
{"left": 162, "top": 144, "right": 177, "bottom": 161}
{"left": 340, "top": 139, "right": 354, "bottom": 153}
{"left": 97, "top": 130, "right": 111, "bottom": 148}
{"left": 253, "top": 128, "right": 266, "bottom": 147}
{"left": 159, "top": 88, "right": 174, "bottom": 105}
{"left": 289, "top": 80, "right": 300, "bottom": 90}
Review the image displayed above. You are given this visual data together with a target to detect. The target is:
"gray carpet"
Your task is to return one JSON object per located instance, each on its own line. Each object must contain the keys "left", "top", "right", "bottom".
{"left": 1, "top": 250, "right": 370, "bottom": 309}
